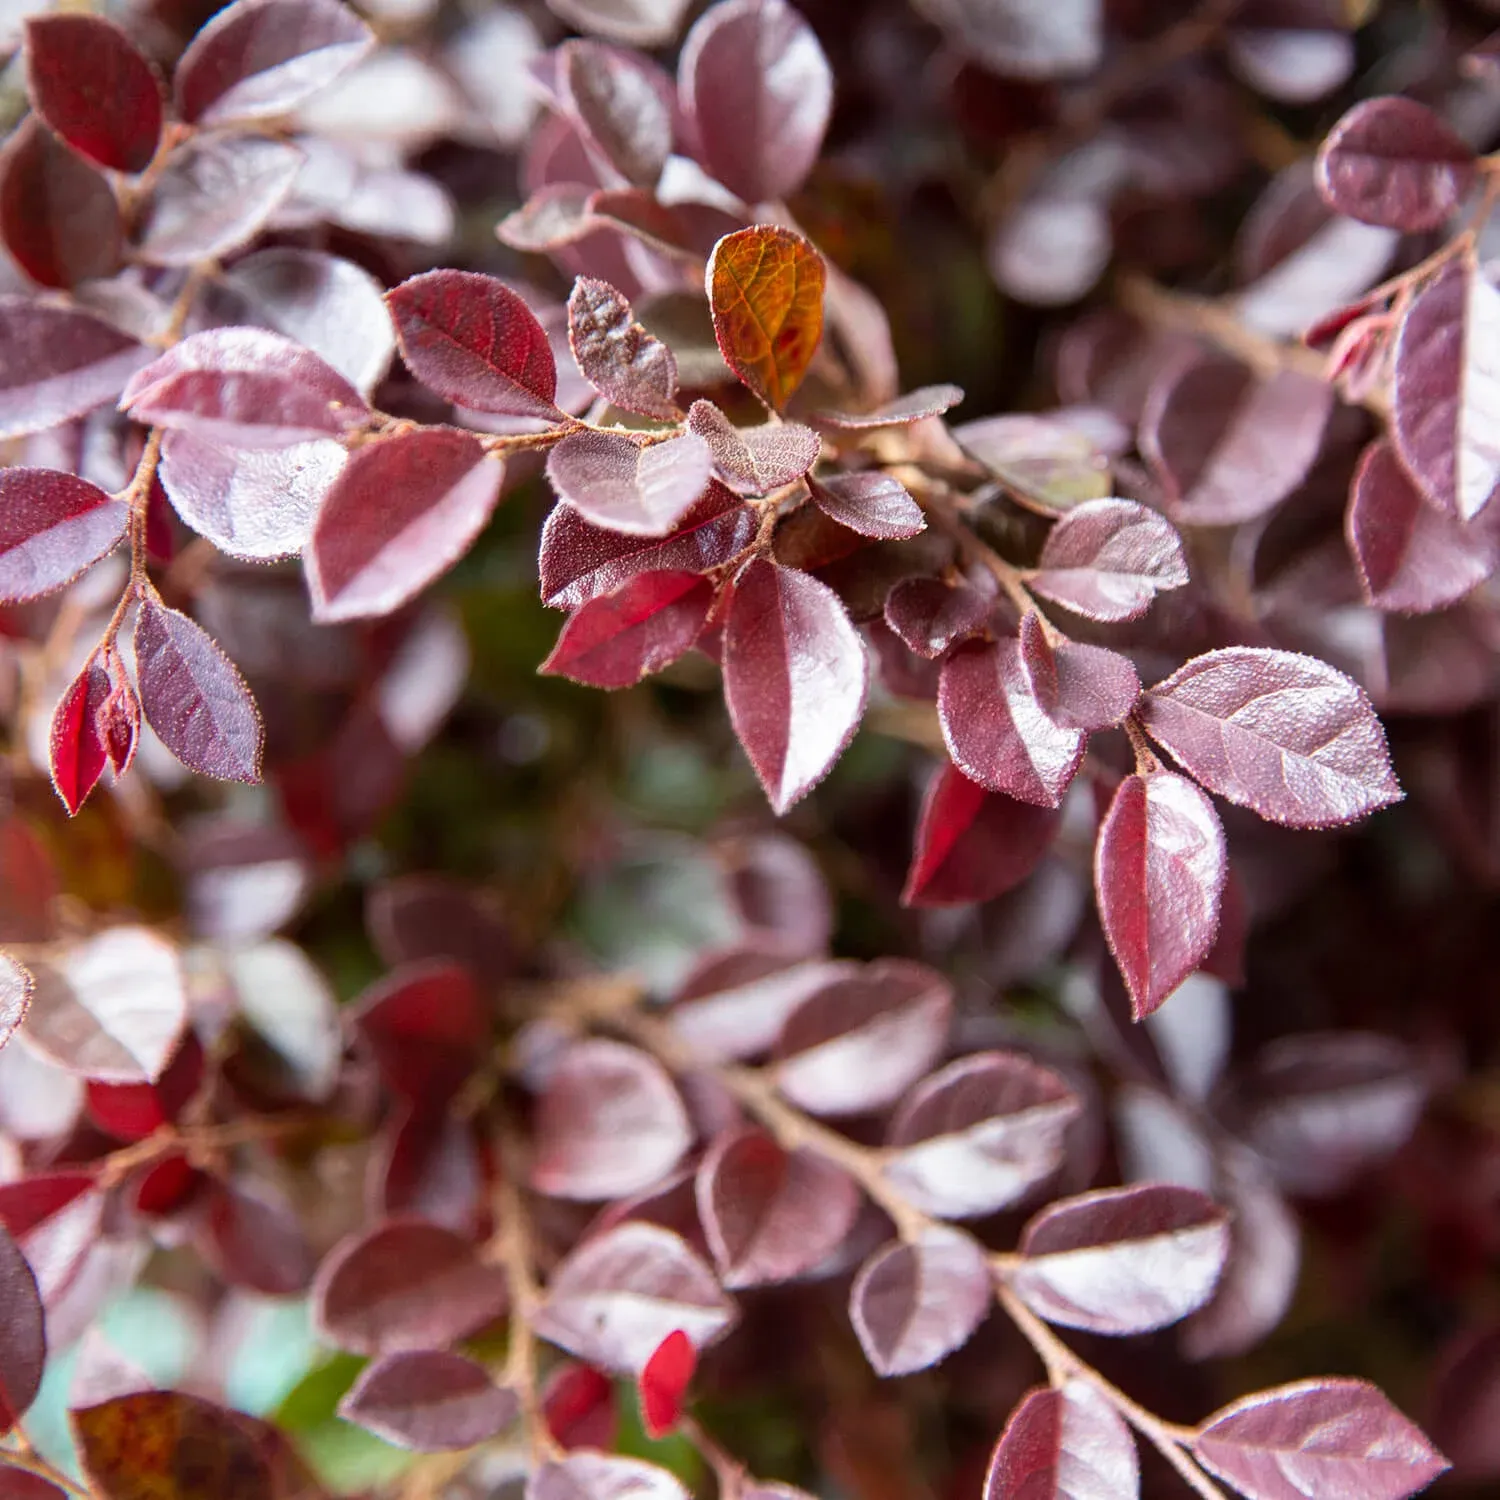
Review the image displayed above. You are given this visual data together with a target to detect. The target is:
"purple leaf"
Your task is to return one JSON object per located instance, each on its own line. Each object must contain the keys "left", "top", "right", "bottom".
{"left": 121, "top": 328, "right": 368, "bottom": 448}
{"left": 559, "top": 40, "right": 672, "bottom": 190}
{"left": 568, "top": 278, "right": 680, "bottom": 420}
{"left": 388, "top": 269, "right": 561, "bottom": 420}
{"left": 678, "top": 0, "right": 832, "bottom": 204}
{"left": 542, "top": 569, "right": 713, "bottom": 688}
{"left": 1192, "top": 1379, "right": 1449, "bottom": 1500}
{"left": 723, "top": 559, "right": 868, "bottom": 814}
{"left": 1315, "top": 96, "right": 1476, "bottom": 232}
{"left": 1095, "top": 772, "right": 1227, "bottom": 1020}
{"left": 547, "top": 429, "right": 713, "bottom": 537}
{"left": 884, "top": 577, "right": 993, "bottom": 659}
{"left": 938, "top": 637, "right": 1086, "bottom": 807}
{"left": 984, "top": 1382, "right": 1139, "bottom": 1500}
{"left": 952, "top": 413, "right": 1110, "bottom": 513}
{"left": 174, "top": 0, "right": 374, "bottom": 125}
{"left": 696, "top": 1126, "right": 860, "bottom": 1287}
{"left": 809, "top": 472, "right": 925, "bottom": 539}
{"left": 1138, "top": 647, "right": 1401, "bottom": 828}
{"left": 306, "top": 427, "right": 504, "bottom": 622}
{"left": 0, "top": 470, "right": 127, "bottom": 603}
{"left": 1011, "top": 1183, "right": 1230, "bottom": 1335}
{"left": 533, "top": 1221, "right": 737, "bottom": 1373}
{"left": 339, "top": 1351, "right": 517, "bottom": 1452}
{"left": 773, "top": 959, "right": 952, "bottom": 1116}
{"left": 811, "top": 385, "right": 965, "bottom": 429}
{"left": 1029, "top": 498, "right": 1189, "bottom": 622}
{"left": 528, "top": 1453, "right": 688, "bottom": 1500}
{"left": 1018, "top": 612, "right": 1139, "bottom": 732}
{"left": 849, "top": 1226, "right": 990, "bottom": 1377}
{"left": 531, "top": 1038, "right": 693, "bottom": 1201}
{"left": 0, "top": 1223, "right": 45, "bottom": 1431}
{"left": 497, "top": 183, "right": 596, "bottom": 253}
{"left": 134, "top": 595, "right": 264, "bottom": 782}
{"left": 884, "top": 1051, "right": 1081, "bottom": 1219}
{"left": 668, "top": 955, "right": 857, "bottom": 1064}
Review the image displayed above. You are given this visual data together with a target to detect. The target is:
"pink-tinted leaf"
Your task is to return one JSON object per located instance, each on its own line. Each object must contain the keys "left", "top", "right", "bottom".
{"left": 679, "top": 0, "right": 831, "bottom": 204}
{"left": 560, "top": 40, "right": 672, "bottom": 191}
{"left": 24, "top": 15, "right": 161, "bottom": 173}
{"left": 496, "top": 184, "right": 595, "bottom": 253}
{"left": 773, "top": 958, "right": 951, "bottom": 1116}
{"left": 1192, "top": 1379, "right": 1449, "bottom": 1500}
{"left": 1138, "top": 647, "right": 1400, "bottom": 828}
{"left": 528, "top": 1453, "right": 688, "bottom": 1500}
{"left": 547, "top": 429, "right": 713, "bottom": 537}
{"left": 923, "top": 0, "right": 1101, "bottom": 78}
{"left": 1392, "top": 258, "right": 1500, "bottom": 521}
{"left": 122, "top": 328, "right": 367, "bottom": 448}
{"left": 0, "top": 299, "right": 150, "bottom": 441}
{"left": 1029, "top": 498, "right": 1189, "bottom": 622}
{"left": 353, "top": 961, "right": 486, "bottom": 1105}
{"left": 1095, "top": 772, "right": 1227, "bottom": 1020}
{"left": 340, "top": 1351, "right": 516, "bottom": 1452}
{"left": 531, "top": 1038, "right": 692, "bottom": 1201}
{"left": 639, "top": 1331, "right": 694, "bottom": 1438}
{"left": 568, "top": 278, "right": 680, "bottom": 420}
{"left": 686, "top": 401, "right": 820, "bottom": 496}
{"left": 953, "top": 413, "right": 1110, "bottom": 513}
{"left": 850, "top": 1226, "right": 990, "bottom": 1377}
{"left": 388, "top": 270, "right": 560, "bottom": 420}
{"left": 668, "top": 955, "right": 856, "bottom": 1064}
{"left": 1017, "top": 613, "right": 1138, "bottom": 732}
{"left": 0, "top": 470, "right": 126, "bottom": 604}
{"left": 938, "top": 638, "right": 1085, "bottom": 807}
{"left": 811, "top": 385, "right": 964, "bottom": 429}
{"left": 134, "top": 594, "right": 264, "bottom": 782}
{"left": 809, "top": 472, "right": 924, "bottom": 538}
{"left": 314, "top": 1219, "right": 509, "bottom": 1356}
{"left": 1316, "top": 96, "right": 1475, "bottom": 232}
{"left": 723, "top": 559, "right": 868, "bottom": 814}
{"left": 884, "top": 1051, "right": 1081, "bottom": 1219}
{"left": 985, "top": 1382, "right": 1139, "bottom": 1500}
{"left": 1011, "top": 1183, "right": 1230, "bottom": 1335}
{"left": 696, "top": 1126, "right": 860, "bottom": 1287}
{"left": 175, "top": 0, "right": 374, "bottom": 125}
{"left": 1348, "top": 438, "right": 1499, "bottom": 613}
{"left": 721, "top": 830, "right": 832, "bottom": 959}
{"left": 0, "top": 1223, "right": 44, "bottom": 1432}
{"left": 542, "top": 1365, "right": 618, "bottom": 1453}
{"left": 0, "top": 956, "right": 31, "bottom": 1054}
{"left": 0, "top": 1173, "right": 101, "bottom": 1307}
{"left": 133, "top": 134, "right": 304, "bottom": 266}
{"left": 534, "top": 1221, "right": 737, "bottom": 1373}
{"left": 542, "top": 569, "right": 712, "bottom": 688}
{"left": 306, "top": 427, "right": 504, "bottom": 622}
{"left": 367, "top": 875, "right": 511, "bottom": 980}
{"left": 884, "top": 577, "right": 992, "bottom": 659}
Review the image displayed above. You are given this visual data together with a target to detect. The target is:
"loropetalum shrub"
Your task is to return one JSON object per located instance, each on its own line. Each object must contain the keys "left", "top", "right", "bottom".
{"left": 10, "top": 0, "right": 1500, "bottom": 1496}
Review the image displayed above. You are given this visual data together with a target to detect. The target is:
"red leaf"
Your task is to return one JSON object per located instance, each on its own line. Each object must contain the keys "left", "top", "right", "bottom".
{"left": 340, "top": 1351, "right": 517, "bottom": 1452}
{"left": 174, "top": 0, "right": 373, "bottom": 125}
{"left": 306, "top": 427, "right": 504, "bottom": 622}
{"left": 388, "top": 270, "right": 561, "bottom": 420}
{"left": 352, "top": 960, "right": 486, "bottom": 1106}
{"left": 134, "top": 595, "right": 264, "bottom": 783}
{"left": 542, "top": 1363, "right": 618, "bottom": 1452}
{"left": 639, "top": 1330, "right": 695, "bottom": 1438}
{"left": 0, "top": 1224, "right": 44, "bottom": 1433}
{"left": 723, "top": 559, "right": 868, "bottom": 814}
{"left": 686, "top": 401, "right": 821, "bottom": 496}
{"left": 1192, "top": 1379, "right": 1448, "bottom": 1500}
{"left": 1316, "top": 96, "right": 1476, "bottom": 232}
{"left": 48, "top": 659, "right": 111, "bottom": 816}
{"left": 1095, "top": 772, "right": 1227, "bottom": 1019}
{"left": 568, "top": 278, "right": 680, "bottom": 420}
{"left": 24, "top": 15, "right": 162, "bottom": 173}
{"left": 198, "top": 1179, "right": 315, "bottom": 1296}
{"left": 0, "top": 1173, "right": 101, "bottom": 1306}
{"left": 86, "top": 1032, "right": 202, "bottom": 1141}
{"left": 542, "top": 569, "right": 713, "bottom": 688}
{"left": 560, "top": 40, "right": 672, "bottom": 191}
{"left": 809, "top": 472, "right": 925, "bottom": 539}
{"left": 884, "top": 577, "right": 993, "bottom": 659}
{"left": 0, "top": 470, "right": 127, "bottom": 604}
{"left": 1018, "top": 611, "right": 1139, "bottom": 732}
{"left": 546, "top": 429, "right": 714, "bottom": 536}
{"left": 366, "top": 874, "right": 511, "bottom": 979}
{"left": 1029, "top": 498, "right": 1188, "bottom": 622}
{"left": 97, "top": 666, "right": 140, "bottom": 780}
{"left": 984, "top": 1382, "right": 1139, "bottom": 1500}
{"left": 901, "top": 760, "right": 1060, "bottom": 908}
{"left": 0, "top": 956, "right": 32, "bottom": 1054}
{"left": 1138, "top": 647, "right": 1400, "bottom": 828}
{"left": 668, "top": 954, "right": 857, "bottom": 1063}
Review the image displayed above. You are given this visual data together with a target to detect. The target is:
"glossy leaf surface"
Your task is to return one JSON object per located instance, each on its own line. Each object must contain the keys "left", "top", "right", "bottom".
{"left": 340, "top": 1351, "right": 517, "bottom": 1451}
{"left": 984, "top": 1382, "right": 1139, "bottom": 1500}
{"left": 1029, "top": 499, "right": 1188, "bottom": 622}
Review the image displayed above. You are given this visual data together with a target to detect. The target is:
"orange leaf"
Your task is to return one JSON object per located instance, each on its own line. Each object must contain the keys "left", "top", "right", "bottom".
{"left": 706, "top": 226, "right": 825, "bottom": 412}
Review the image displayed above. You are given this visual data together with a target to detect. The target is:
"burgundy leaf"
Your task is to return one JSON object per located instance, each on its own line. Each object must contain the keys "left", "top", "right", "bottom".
{"left": 133, "top": 134, "right": 305, "bottom": 266}
{"left": 496, "top": 184, "right": 595, "bottom": 252}
{"left": 366, "top": 875, "right": 511, "bottom": 980}
{"left": 533, "top": 1221, "right": 737, "bottom": 1373}
{"left": 353, "top": 961, "right": 486, "bottom": 1106}
{"left": 639, "top": 1330, "right": 694, "bottom": 1438}
{"left": 339, "top": 1351, "right": 517, "bottom": 1452}
{"left": 24, "top": 15, "right": 161, "bottom": 173}
{"left": 547, "top": 429, "right": 713, "bottom": 537}
{"left": 923, "top": 0, "right": 1101, "bottom": 77}
{"left": 314, "top": 1219, "right": 509, "bottom": 1356}
{"left": 0, "top": 1173, "right": 102, "bottom": 1306}
{"left": 0, "top": 955, "right": 33, "bottom": 1053}
{"left": 1348, "top": 438, "right": 1499, "bottom": 613}
{"left": 884, "top": 1051, "right": 1081, "bottom": 1219}
{"left": 1029, "top": 498, "right": 1189, "bottom": 622}
{"left": 134, "top": 594, "right": 264, "bottom": 782}
{"left": 721, "top": 830, "right": 833, "bottom": 959}
{"left": 938, "top": 637, "right": 1086, "bottom": 807}
{"left": 809, "top": 472, "right": 925, "bottom": 539}
{"left": 773, "top": 958, "right": 952, "bottom": 1116}
{"left": 531, "top": 1038, "right": 692, "bottom": 1201}
{"left": 0, "top": 469, "right": 126, "bottom": 604}
{"left": 723, "top": 559, "right": 868, "bottom": 814}
{"left": 388, "top": 270, "right": 561, "bottom": 420}
{"left": 1011, "top": 1183, "right": 1230, "bottom": 1335}
{"left": 174, "top": 0, "right": 374, "bottom": 125}
{"left": 306, "top": 427, "right": 504, "bottom": 621}
{"left": 0, "top": 1223, "right": 44, "bottom": 1432}
{"left": 811, "top": 385, "right": 965, "bottom": 428}
{"left": 1138, "top": 647, "right": 1401, "bottom": 828}
{"left": 668, "top": 955, "right": 857, "bottom": 1064}
{"left": 568, "top": 278, "right": 680, "bottom": 420}
{"left": 198, "top": 1179, "right": 314, "bottom": 1296}
{"left": 884, "top": 577, "right": 993, "bottom": 659}
{"left": 686, "top": 401, "right": 820, "bottom": 496}
{"left": 849, "top": 1226, "right": 991, "bottom": 1377}
{"left": 528, "top": 1453, "right": 688, "bottom": 1500}
{"left": 1017, "top": 613, "right": 1139, "bottom": 732}
{"left": 695, "top": 1126, "right": 860, "bottom": 1287}
{"left": 678, "top": 0, "right": 832, "bottom": 204}
{"left": 0, "top": 299, "right": 150, "bottom": 441}
{"left": 559, "top": 40, "right": 672, "bottom": 191}
{"left": 1315, "top": 96, "right": 1476, "bottom": 232}
{"left": 122, "top": 328, "right": 367, "bottom": 448}
{"left": 953, "top": 413, "right": 1110, "bottom": 513}
{"left": 542, "top": 1364, "right": 618, "bottom": 1453}
{"left": 1192, "top": 1379, "right": 1449, "bottom": 1500}
{"left": 542, "top": 569, "right": 713, "bottom": 688}
{"left": 1095, "top": 772, "right": 1227, "bottom": 1019}
{"left": 984, "top": 1382, "right": 1139, "bottom": 1500}
{"left": 1392, "top": 258, "right": 1500, "bottom": 520}
{"left": 97, "top": 668, "right": 140, "bottom": 782}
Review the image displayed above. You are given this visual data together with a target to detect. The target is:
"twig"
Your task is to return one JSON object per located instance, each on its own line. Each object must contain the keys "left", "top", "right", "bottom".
{"left": 1, "top": 1434, "right": 95, "bottom": 1500}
